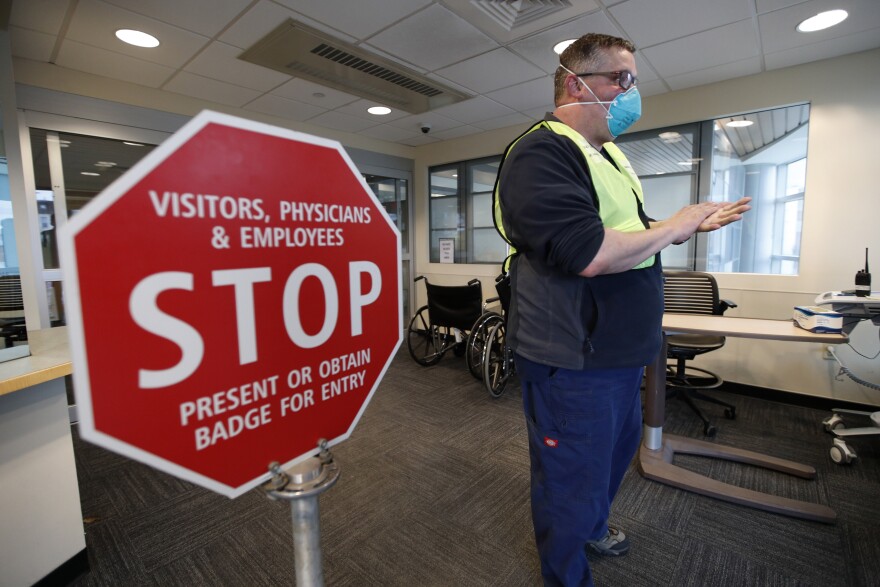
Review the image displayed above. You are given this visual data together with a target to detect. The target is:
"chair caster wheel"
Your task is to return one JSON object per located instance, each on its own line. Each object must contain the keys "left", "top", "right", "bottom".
{"left": 703, "top": 424, "right": 717, "bottom": 437}
{"left": 724, "top": 407, "right": 736, "bottom": 420}
{"left": 822, "top": 414, "right": 845, "bottom": 433}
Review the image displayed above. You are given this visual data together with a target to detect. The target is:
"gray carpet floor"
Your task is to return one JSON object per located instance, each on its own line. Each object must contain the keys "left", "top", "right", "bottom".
{"left": 69, "top": 346, "right": 880, "bottom": 586}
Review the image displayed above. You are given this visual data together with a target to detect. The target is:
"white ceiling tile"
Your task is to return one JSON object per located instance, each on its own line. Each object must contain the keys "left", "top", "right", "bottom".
{"left": 366, "top": 4, "right": 498, "bottom": 71}
{"left": 664, "top": 56, "right": 762, "bottom": 91}
{"left": 388, "top": 111, "right": 461, "bottom": 134}
{"left": 102, "top": 0, "right": 253, "bottom": 38}
{"left": 611, "top": 0, "right": 755, "bottom": 48}
{"left": 442, "top": 0, "right": 601, "bottom": 44}
{"left": 431, "top": 125, "right": 483, "bottom": 141}
{"left": 642, "top": 20, "right": 760, "bottom": 78}
{"left": 244, "top": 94, "right": 327, "bottom": 122}
{"left": 307, "top": 111, "right": 380, "bottom": 133}
{"left": 332, "top": 99, "right": 411, "bottom": 123}
{"left": 274, "top": 0, "right": 432, "bottom": 40}
{"left": 432, "top": 96, "right": 515, "bottom": 125}
{"left": 7, "top": 0, "right": 880, "bottom": 148}
{"left": 634, "top": 78, "right": 669, "bottom": 97}
{"left": 10, "top": 0, "right": 70, "bottom": 35}
{"left": 220, "top": 1, "right": 306, "bottom": 49}
{"left": 65, "top": 0, "right": 211, "bottom": 68}
{"left": 359, "top": 124, "right": 421, "bottom": 142}
{"left": 472, "top": 111, "right": 533, "bottom": 131}
{"left": 485, "top": 77, "right": 554, "bottom": 112}
{"left": 184, "top": 41, "right": 290, "bottom": 92}
{"left": 435, "top": 48, "right": 546, "bottom": 94}
{"left": 756, "top": 0, "right": 811, "bottom": 12}
{"left": 759, "top": 0, "right": 880, "bottom": 54}
{"left": 400, "top": 133, "right": 441, "bottom": 146}
{"left": 10, "top": 27, "right": 57, "bottom": 62}
{"left": 507, "top": 11, "right": 624, "bottom": 73}
{"left": 55, "top": 39, "right": 176, "bottom": 87}
{"left": 164, "top": 71, "right": 262, "bottom": 106}
{"left": 765, "top": 27, "right": 880, "bottom": 70}
{"left": 271, "top": 78, "right": 360, "bottom": 109}
{"left": 633, "top": 53, "right": 659, "bottom": 83}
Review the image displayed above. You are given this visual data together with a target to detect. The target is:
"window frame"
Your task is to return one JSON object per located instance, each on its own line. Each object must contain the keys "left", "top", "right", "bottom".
{"left": 428, "top": 155, "right": 504, "bottom": 264}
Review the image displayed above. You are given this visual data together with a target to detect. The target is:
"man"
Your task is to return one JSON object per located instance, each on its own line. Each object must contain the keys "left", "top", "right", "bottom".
{"left": 494, "top": 33, "right": 750, "bottom": 586}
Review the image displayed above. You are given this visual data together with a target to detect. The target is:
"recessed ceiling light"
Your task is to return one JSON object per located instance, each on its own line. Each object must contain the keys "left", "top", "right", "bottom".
{"left": 553, "top": 39, "right": 576, "bottom": 55}
{"left": 726, "top": 120, "right": 754, "bottom": 128}
{"left": 796, "top": 9, "right": 848, "bottom": 33}
{"left": 368, "top": 106, "right": 391, "bottom": 116}
{"left": 123, "top": 141, "right": 144, "bottom": 147}
{"left": 81, "top": 171, "right": 100, "bottom": 176}
{"left": 115, "top": 29, "right": 159, "bottom": 48}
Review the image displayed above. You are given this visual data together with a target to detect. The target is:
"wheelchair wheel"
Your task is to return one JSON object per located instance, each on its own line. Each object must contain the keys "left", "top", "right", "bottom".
{"left": 483, "top": 320, "right": 511, "bottom": 398}
{"left": 406, "top": 306, "right": 444, "bottom": 366}
{"left": 465, "top": 312, "right": 502, "bottom": 380}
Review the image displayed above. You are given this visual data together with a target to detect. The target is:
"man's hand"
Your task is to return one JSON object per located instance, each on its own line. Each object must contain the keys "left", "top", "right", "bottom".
{"left": 697, "top": 197, "right": 752, "bottom": 233}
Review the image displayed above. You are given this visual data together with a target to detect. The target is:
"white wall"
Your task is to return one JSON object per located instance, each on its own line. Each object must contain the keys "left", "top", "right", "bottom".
{"left": 412, "top": 48, "right": 880, "bottom": 406}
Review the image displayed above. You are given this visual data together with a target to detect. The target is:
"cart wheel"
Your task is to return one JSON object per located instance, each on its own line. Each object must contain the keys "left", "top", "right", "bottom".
{"left": 406, "top": 306, "right": 443, "bottom": 366}
{"left": 830, "top": 438, "right": 856, "bottom": 464}
{"left": 822, "top": 414, "right": 845, "bottom": 433}
{"left": 703, "top": 423, "right": 717, "bottom": 438}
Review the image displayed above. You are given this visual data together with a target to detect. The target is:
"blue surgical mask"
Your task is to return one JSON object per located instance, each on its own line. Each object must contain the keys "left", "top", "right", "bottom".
{"left": 557, "top": 65, "right": 642, "bottom": 138}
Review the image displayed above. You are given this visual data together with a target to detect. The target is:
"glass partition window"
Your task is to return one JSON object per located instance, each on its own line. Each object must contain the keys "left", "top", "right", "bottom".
{"left": 616, "top": 103, "right": 810, "bottom": 275}
{"left": 29, "top": 129, "right": 157, "bottom": 325}
{"left": 617, "top": 125, "right": 699, "bottom": 270}
{"left": 429, "top": 156, "right": 505, "bottom": 264}
{"left": 707, "top": 106, "right": 809, "bottom": 274}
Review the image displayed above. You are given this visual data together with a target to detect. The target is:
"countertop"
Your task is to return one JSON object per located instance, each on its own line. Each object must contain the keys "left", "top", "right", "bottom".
{"left": 0, "top": 327, "right": 72, "bottom": 396}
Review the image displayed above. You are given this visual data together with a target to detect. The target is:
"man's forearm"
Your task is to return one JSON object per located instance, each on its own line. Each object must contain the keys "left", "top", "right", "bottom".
{"left": 578, "top": 225, "right": 678, "bottom": 277}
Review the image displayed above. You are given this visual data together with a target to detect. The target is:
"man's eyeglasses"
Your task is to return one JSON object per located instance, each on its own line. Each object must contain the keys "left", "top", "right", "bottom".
{"left": 573, "top": 70, "right": 637, "bottom": 91}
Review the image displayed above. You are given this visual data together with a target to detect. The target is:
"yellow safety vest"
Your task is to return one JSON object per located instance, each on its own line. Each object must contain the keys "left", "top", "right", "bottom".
{"left": 493, "top": 119, "right": 654, "bottom": 270}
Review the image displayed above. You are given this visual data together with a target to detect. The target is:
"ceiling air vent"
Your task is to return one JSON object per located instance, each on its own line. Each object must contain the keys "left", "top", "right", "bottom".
{"left": 238, "top": 19, "right": 470, "bottom": 114}
{"left": 470, "top": 0, "right": 573, "bottom": 31}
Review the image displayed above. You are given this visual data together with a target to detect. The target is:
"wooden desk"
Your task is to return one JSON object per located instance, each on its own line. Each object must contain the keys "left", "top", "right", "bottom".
{"left": 638, "top": 315, "right": 847, "bottom": 523}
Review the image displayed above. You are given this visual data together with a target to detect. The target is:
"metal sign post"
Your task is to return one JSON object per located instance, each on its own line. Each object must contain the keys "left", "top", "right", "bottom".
{"left": 263, "top": 439, "right": 340, "bottom": 587}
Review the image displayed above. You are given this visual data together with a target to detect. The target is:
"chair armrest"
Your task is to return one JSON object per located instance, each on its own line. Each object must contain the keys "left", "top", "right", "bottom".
{"left": 717, "top": 299, "right": 737, "bottom": 314}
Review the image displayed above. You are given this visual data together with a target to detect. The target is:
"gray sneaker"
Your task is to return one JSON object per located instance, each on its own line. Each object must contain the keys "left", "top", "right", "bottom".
{"left": 587, "top": 526, "right": 630, "bottom": 556}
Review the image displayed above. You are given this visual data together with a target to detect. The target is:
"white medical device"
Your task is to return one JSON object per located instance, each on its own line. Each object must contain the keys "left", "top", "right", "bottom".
{"left": 814, "top": 291, "right": 880, "bottom": 464}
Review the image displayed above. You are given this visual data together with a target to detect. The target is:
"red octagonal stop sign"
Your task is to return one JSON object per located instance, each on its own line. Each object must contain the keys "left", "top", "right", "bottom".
{"left": 61, "top": 111, "right": 402, "bottom": 497}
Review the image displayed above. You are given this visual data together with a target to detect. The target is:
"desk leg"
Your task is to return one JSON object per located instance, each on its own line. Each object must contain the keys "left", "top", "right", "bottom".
{"left": 639, "top": 333, "right": 837, "bottom": 524}
{"left": 642, "top": 334, "right": 666, "bottom": 450}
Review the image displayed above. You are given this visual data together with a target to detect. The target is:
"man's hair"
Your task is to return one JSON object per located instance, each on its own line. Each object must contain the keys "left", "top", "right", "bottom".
{"left": 553, "top": 33, "right": 636, "bottom": 105}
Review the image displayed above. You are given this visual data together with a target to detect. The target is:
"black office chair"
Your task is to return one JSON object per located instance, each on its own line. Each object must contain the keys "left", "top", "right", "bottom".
{"left": 663, "top": 271, "right": 737, "bottom": 437}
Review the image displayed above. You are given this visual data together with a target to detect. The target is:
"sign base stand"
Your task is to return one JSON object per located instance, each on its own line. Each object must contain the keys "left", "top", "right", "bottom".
{"left": 263, "top": 440, "right": 340, "bottom": 587}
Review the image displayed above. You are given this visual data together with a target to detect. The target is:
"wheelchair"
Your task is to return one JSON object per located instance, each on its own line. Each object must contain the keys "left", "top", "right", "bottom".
{"left": 465, "top": 273, "right": 516, "bottom": 398}
{"left": 406, "top": 276, "right": 484, "bottom": 366}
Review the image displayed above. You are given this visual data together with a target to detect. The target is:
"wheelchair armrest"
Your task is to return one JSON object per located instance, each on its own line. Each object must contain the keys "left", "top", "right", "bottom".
{"left": 467, "top": 278, "right": 481, "bottom": 287}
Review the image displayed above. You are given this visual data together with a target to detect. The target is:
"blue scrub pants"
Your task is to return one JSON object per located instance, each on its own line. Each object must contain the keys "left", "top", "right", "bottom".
{"left": 516, "top": 354, "right": 643, "bottom": 587}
